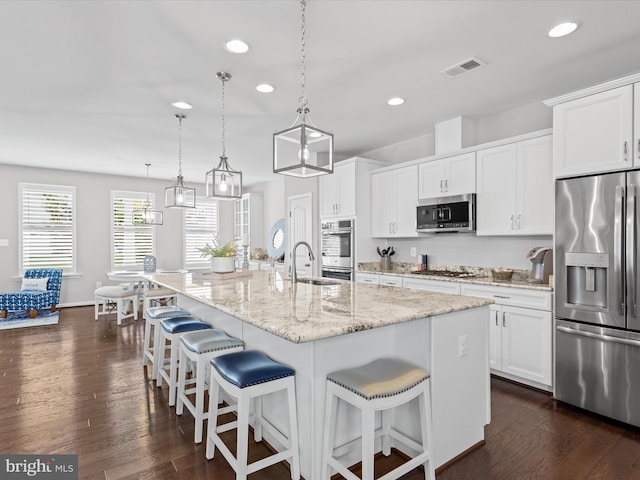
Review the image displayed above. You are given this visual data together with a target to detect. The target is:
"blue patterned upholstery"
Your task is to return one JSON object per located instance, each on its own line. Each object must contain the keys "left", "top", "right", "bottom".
{"left": 0, "top": 269, "right": 63, "bottom": 318}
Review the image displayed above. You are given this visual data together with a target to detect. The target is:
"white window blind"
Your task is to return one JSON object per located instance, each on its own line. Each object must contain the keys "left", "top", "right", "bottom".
{"left": 111, "top": 190, "right": 155, "bottom": 269}
{"left": 19, "top": 183, "right": 76, "bottom": 273}
{"left": 185, "top": 197, "right": 218, "bottom": 267}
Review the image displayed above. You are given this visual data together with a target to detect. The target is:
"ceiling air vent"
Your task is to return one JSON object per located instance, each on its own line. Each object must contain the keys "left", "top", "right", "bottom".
{"left": 440, "top": 57, "right": 485, "bottom": 78}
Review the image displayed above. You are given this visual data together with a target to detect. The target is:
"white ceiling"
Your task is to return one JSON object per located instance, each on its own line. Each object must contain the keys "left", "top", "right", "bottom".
{"left": 2, "top": 1, "right": 640, "bottom": 187}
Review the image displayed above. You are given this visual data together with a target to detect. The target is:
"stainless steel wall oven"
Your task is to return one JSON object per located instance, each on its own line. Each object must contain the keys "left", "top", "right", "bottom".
{"left": 321, "top": 219, "right": 354, "bottom": 281}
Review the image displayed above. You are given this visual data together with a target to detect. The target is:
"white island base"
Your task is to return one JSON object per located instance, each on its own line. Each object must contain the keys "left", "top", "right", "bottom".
{"left": 180, "top": 294, "right": 489, "bottom": 480}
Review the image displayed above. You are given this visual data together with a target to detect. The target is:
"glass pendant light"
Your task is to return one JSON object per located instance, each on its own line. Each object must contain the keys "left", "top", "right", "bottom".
{"left": 273, "top": 0, "right": 333, "bottom": 178}
{"left": 205, "top": 72, "right": 242, "bottom": 200}
{"left": 133, "top": 163, "right": 163, "bottom": 225}
{"left": 165, "top": 114, "right": 196, "bottom": 208}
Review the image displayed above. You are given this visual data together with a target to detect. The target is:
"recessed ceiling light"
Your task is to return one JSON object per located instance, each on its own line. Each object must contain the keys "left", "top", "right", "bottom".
{"left": 548, "top": 22, "right": 578, "bottom": 38}
{"left": 309, "top": 132, "right": 322, "bottom": 138}
{"left": 224, "top": 39, "right": 250, "bottom": 54}
{"left": 387, "top": 97, "right": 405, "bottom": 106}
{"left": 172, "top": 101, "right": 193, "bottom": 110}
{"left": 256, "top": 84, "right": 275, "bottom": 93}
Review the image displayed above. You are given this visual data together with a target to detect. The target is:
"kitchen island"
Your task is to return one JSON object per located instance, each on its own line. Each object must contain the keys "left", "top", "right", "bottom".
{"left": 145, "top": 271, "right": 493, "bottom": 479}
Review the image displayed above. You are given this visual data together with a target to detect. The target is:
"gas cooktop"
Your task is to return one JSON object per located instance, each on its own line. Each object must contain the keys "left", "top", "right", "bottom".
{"left": 411, "top": 270, "right": 484, "bottom": 279}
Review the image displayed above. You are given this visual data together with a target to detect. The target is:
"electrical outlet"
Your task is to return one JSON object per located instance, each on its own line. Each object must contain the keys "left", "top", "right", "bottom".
{"left": 410, "top": 247, "right": 417, "bottom": 257}
{"left": 458, "top": 334, "right": 468, "bottom": 357}
{"left": 96, "top": 281, "right": 102, "bottom": 288}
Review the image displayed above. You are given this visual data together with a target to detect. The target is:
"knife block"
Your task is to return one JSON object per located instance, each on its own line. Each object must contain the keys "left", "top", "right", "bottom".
{"left": 380, "top": 257, "right": 392, "bottom": 271}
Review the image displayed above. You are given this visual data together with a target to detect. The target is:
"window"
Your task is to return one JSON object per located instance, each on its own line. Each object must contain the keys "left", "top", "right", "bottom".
{"left": 185, "top": 197, "right": 218, "bottom": 267}
{"left": 19, "top": 183, "right": 76, "bottom": 274}
{"left": 111, "top": 190, "right": 155, "bottom": 270}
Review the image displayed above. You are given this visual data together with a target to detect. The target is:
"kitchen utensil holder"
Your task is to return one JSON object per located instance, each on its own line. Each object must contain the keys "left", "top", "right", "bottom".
{"left": 380, "top": 258, "right": 392, "bottom": 271}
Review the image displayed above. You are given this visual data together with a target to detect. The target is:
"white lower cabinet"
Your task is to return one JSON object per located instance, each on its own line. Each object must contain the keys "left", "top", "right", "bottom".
{"left": 462, "top": 284, "right": 552, "bottom": 390}
{"left": 356, "top": 272, "right": 380, "bottom": 285}
{"left": 402, "top": 277, "right": 461, "bottom": 295}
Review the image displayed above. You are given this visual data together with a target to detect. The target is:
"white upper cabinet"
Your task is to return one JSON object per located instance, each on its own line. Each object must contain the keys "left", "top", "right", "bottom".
{"left": 319, "top": 161, "right": 356, "bottom": 217}
{"left": 553, "top": 84, "right": 634, "bottom": 178}
{"left": 418, "top": 152, "right": 476, "bottom": 198}
{"left": 476, "top": 135, "right": 552, "bottom": 236}
{"left": 371, "top": 164, "right": 418, "bottom": 238}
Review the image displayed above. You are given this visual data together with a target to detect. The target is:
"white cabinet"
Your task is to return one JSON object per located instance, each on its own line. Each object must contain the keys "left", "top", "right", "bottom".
{"left": 402, "top": 277, "right": 461, "bottom": 295}
{"left": 476, "top": 135, "right": 553, "bottom": 236}
{"left": 319, "top": 161, "right": 356, "bottom": 217}
{"left": 356, "top": 272, "right": 380, "bottom": 285}
{"left": 418, "top": 152, "right": 476, "bottom": 198}
{"left": 553, "top": 84, "right": 634, "bottom": 178}
{"left": 371, "top": 165, "right": 418, "bottom": 238}
{"left": 488, "top": 304, "right": 552, "bottom": 387}
{"left": 461, "top": 284, "right": 552, "bottom": 389}
{"left": 380, "top": 275, "right": 403, "bottom": 287}
{"left": 234, "top": 193, "right": 263, "bottom": 250}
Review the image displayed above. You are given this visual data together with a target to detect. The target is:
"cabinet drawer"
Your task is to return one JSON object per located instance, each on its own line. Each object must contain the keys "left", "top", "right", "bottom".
{"left": 460, "top": 284, "right": 551, "bottom": 310}
{"left": 379, "top": 275, "right": 403, "bottom": 287}
{"left": 356, "top": 273, "right": 380, "bottom": 285}
{"left": 402, "top": 278, "right": 461, "bottom": 295}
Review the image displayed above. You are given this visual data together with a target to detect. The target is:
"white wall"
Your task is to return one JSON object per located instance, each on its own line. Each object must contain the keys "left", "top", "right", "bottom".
{"left": 0, "top": 164, "right": 234, "bottom": 306}
{"left": 246, "top": 176, "right": 285, "bottom": 249}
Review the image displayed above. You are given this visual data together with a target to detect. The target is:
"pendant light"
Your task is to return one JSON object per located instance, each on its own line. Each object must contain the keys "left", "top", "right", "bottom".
{"left": 165, "top": 114, "right": 196, "bottom": 208}
{"left": 133, "top": 163, "right": 163, "bottom": 225}
{"left": 205, "top": 72, "right": 242, "bottom": 200}
{"left": 273, "top": 0, "right": 333, "bottom": 178}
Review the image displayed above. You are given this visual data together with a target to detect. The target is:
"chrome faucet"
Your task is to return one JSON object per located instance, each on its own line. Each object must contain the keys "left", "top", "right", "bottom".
{"left": 291, "top": 241, "right": 315, "bottom": 284}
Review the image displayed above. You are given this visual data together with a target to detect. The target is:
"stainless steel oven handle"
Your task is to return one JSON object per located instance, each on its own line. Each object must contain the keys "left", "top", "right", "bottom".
{"left": 557, "top": 326, "right": 640, "bottom": 347}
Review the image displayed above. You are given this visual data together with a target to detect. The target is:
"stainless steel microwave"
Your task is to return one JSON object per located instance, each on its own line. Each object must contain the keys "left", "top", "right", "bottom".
{"left": 416, "top": 193, "right": 476, "bottom": 233}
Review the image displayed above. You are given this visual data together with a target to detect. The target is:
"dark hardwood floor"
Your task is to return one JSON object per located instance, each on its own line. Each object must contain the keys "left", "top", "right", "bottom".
{"left": 1, "top": 306, "right": 640, "bottom": 479}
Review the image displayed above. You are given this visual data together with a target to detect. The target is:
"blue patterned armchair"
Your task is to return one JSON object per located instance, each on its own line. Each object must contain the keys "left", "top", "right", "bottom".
{"left": 0, "top": 268, "right": 63, "bottom": 319}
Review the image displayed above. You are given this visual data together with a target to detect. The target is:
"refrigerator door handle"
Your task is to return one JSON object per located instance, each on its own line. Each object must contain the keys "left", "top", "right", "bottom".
{"left": 557, "top": 325, "right": 640, "bottom": 348}
{"left": 628, "top": 185, "right": 637, "bottom": 320}
{"left": 615, "top": 185, "right": 625, "bottom": 316}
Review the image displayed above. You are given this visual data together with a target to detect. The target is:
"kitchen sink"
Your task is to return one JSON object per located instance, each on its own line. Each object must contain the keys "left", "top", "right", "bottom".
{"left": 296, "top": 278, "right": 340, "bottom": 286}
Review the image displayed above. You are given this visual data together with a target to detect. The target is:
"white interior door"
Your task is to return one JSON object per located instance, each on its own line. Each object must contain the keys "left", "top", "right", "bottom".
{"left": 288, "top": 193, "right": 314, "bottom": 278}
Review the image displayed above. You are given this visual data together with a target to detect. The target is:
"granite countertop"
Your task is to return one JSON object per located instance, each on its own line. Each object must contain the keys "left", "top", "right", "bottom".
{"left": 145, "top": 271, "right": 493, "bottom": 344}
{"left": 357, "top": 262, "right": 553, "bottom": 292}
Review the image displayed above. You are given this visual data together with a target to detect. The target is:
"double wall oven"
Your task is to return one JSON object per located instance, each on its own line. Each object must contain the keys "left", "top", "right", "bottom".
{"left": 321, "top": 219, "right": 354, "bottom": 281}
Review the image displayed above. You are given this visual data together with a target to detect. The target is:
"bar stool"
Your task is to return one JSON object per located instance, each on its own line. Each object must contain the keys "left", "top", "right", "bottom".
{"left": 156, "top": 316, "right": 213, "bottom": 406}
{"left": 321, "top": 358, "right": 435, "bottom": 480}
{"left": 143, "top": 305, "right": 191, "bottom": 380}
{"left": 143, "top": 285, "right": 178, "bottom": 314}
{"left": 176, "top": 329, "right": 244, "bottom": 443}
{"left": 206, "top": 350, "right": 300, "bottom": 480}
{"left": 94, "top": 285, "right": 138, "bottom": 325}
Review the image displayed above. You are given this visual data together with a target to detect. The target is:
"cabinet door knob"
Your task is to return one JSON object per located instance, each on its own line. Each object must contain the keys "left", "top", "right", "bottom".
{"left": 510, "top": 215, "right": 515, "bottom": 230}
{"left": 440, "top": 179, "right": 443, "bottom": 193}
{"left": 517, "top": 214, "right": 521, "bottom": 229}
{"left": 495, "top": 311, "right": 499, "bottom": 326}
{"left": 445, "top": 179, "right": 449, "bottom": 192}
{"left": 502, "top": 312, "right": 507, "bottom": 327}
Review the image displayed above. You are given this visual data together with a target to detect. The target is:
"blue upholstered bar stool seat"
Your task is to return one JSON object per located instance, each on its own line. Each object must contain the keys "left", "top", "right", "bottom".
{"left": 176, "top": 329, "right": 244, "bottom": 443}
{"left": 156, "top": 316, "right": 213, "bottom": 406}
{"left": 144, "top": 305, "right": 191, "bottom": 381}
{"left": 321, "top": 358, "right": 435, "bottom": 480}
{"left": 206, "top": 350, "right": 300, "bottom": 480}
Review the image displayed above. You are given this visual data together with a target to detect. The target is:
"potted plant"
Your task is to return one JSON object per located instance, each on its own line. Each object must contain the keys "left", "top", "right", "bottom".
{"left": 197, "top": 236, "right": 238, "bottom": 273}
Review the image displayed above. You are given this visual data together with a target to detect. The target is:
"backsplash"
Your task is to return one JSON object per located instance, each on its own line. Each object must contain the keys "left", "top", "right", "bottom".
{"left": 358, "top": 261, "right": 530, "bottom": 282}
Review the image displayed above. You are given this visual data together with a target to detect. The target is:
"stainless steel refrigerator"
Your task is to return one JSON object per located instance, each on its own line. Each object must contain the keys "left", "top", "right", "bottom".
{"left": 555, "top": 172, "right": 640, "bottom": 427}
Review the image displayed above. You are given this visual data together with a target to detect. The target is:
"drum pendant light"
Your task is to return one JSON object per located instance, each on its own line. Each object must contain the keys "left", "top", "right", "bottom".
{"left": 133, "top": 163, "right": 163, "bottom": 225}
{"left": 165, "top": 114, "right": 196, "bottom": 208}
{"left": 273, "top": 0, "right": 333, "bottom": 178}
{"left": 205, "top": 72, "right": 242, "bottom": 199}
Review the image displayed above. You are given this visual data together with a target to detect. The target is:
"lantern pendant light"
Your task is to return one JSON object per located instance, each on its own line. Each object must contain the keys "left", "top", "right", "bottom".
{"left": 165, "top": 114, "right": 196, "bottom": 208}
{"left": 205, "top": 72, "right": 242, "bottom": 199}
{"left": 273, "top": 0, "right": 333, "bottom": 178}
{"left": 133, "top": 163, "right": 163, "bottom": 225}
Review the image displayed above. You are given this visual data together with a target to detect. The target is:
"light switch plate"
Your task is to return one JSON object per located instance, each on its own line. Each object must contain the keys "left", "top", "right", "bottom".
{"left": 0, "top": 239, "right": 8, "bottom": 247}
